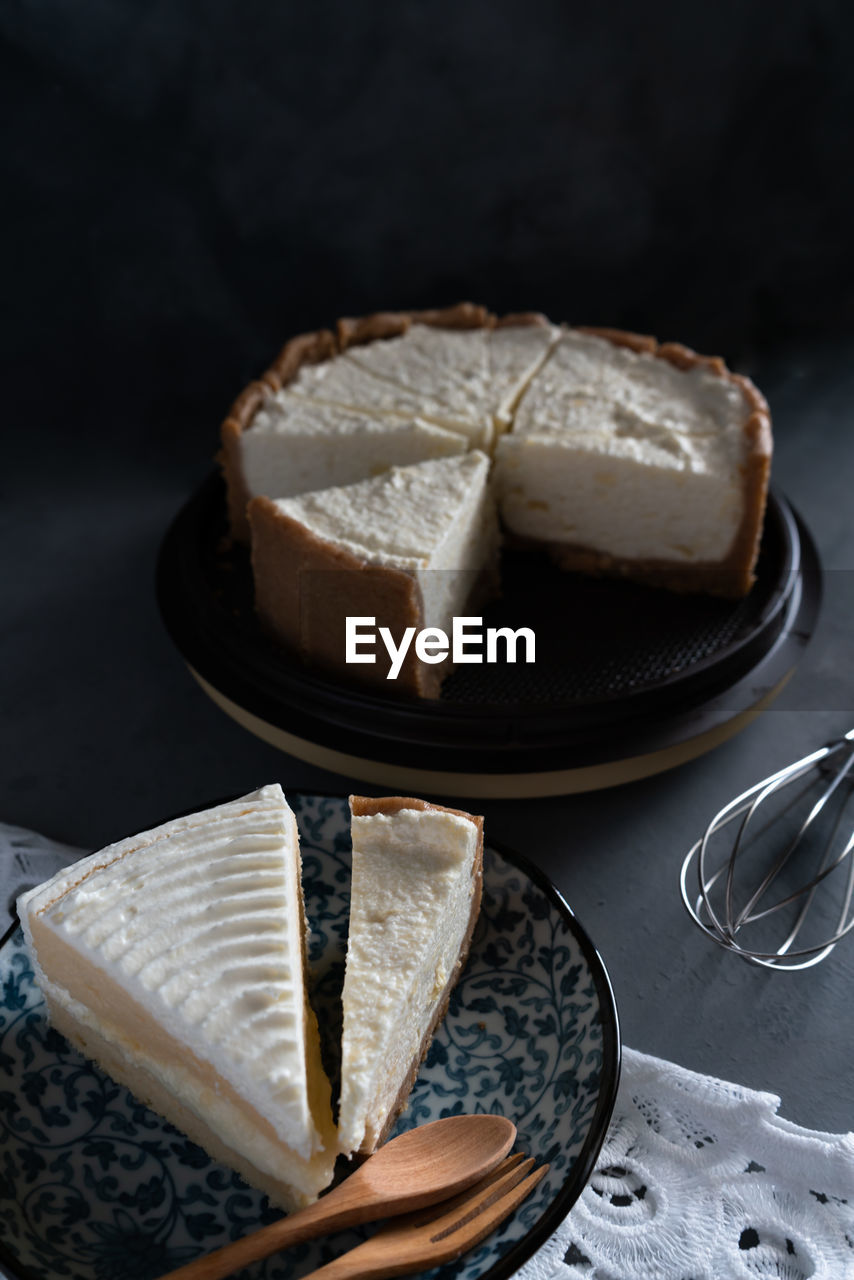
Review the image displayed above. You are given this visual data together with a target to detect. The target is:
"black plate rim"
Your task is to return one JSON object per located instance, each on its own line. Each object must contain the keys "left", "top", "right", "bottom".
{"left": 0, "top": 794, "right": 621, "bottom": 1280}
{"left": 471, "top": 830, "right": 621, "bottom": 1278}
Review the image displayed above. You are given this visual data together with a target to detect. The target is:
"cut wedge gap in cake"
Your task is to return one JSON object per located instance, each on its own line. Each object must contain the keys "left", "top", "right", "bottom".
{"left": 337, "top": 795, "right": 484, "bottom": 1158}
{"left": 17, "top": 785, "right": 337, "bottom": 1212}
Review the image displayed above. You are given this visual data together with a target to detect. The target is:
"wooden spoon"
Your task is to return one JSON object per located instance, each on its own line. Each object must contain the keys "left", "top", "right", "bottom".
{"left": 156, "top": 1113, "right": 516, "bottom": 1280}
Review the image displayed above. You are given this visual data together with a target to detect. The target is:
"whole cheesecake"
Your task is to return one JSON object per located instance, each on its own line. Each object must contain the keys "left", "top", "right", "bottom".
{"left": 219, "top": 304, "right": 772, "bottom": 696}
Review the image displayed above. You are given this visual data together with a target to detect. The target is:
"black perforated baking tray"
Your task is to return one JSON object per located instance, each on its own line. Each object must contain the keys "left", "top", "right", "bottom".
{"left": 156, "top": 475, "right": 821, "bottom": 796}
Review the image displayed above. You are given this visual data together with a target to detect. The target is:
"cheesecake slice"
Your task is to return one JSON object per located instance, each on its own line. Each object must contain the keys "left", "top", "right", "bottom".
{"left": 224, "top": 392, "right": 468, "bottom": 543}
{"left": 341, "top": 318, "right": 558, "bottom": 435}
{"left": 494, "top": 328, "right": 772, "bottom": 596}
{"left": 248, "top": 451, "right": 500, "bottom": 697}
{"left": 337, "top": 796, "right": 484, "bottom": 1156}
{"left": 337, "top": 324, "right": 500, "bottom": 443}
{"left": 329, "top": 313, "right": 558, "bottom": 439}
{"left": 290, "top": 339, "right": 493, "bottom": 450}
{"left": 17, "top": 785, "right": 337, "bottom": 1212}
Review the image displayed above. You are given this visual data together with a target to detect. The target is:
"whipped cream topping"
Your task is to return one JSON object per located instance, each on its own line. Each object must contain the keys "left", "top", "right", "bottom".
{"left": 270, "top": 451, "right": 498, "bottom": 633}
{"left": 345, "top": 324, "right": 492, "bottom": 402}
{"left": 18, "top": 786, "right": 332, "bottom": 1169}
{"left": 287, "top": 341, "right": 492, "bottom": 447}
{"left": 242, "top": 393, "right": 466, "bottom": 502}
{"left": 339, "top": 322, "right": 557, "bottom": 438}
{"left": 487, "top": 321, "right": 560, "bottom": 424}
{"left": 258, "top": 322, "right": 561, "bottom": 458}
{"left": 513, "top": 330, "right": 752, "bottom": 442}
{"left": 496, "top": 330, "right": 755, "bottom": 562}
{"left": 270, "top": 450, "right": 494, "bottom": 571}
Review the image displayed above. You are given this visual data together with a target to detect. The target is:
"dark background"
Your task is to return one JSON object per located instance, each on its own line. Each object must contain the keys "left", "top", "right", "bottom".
{"left": 2, "top": 0, "right": 854, "bottom": 1138}
{"left": 4, "top": 0, "right": 854, "bottom": 470}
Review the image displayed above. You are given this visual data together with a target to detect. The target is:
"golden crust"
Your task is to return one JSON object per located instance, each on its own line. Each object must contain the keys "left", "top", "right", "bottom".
{"left": 347, "top": 795, "right": 484, "bottom": 1153}
{"left": 494, "top": 310, "right": 551, "bottom": 329}
{"left": 335, "top": 311, "right": 411, "bottom": 350}
{"left": 248, "top": 494, "right": 436, "bottom": 697}
{"left": 220, "top": 333, "right": 336, "bottom": 542}
{"left": 249, "top": 494, "right": 500, "bottom": 699}
{"left": 266, "top": 329, "right": 338, "bottom": 391}
{"left": 575, "top": 325, "right": 658, "bottom": 355}
{"left": 336, "top": 301, "right": 493, "bottom": 351}
{"left": 542, "top": 538, "right": 758, "bottom": 598}
{"left": 349, "top": 795, "right": 484, "bottom": 828}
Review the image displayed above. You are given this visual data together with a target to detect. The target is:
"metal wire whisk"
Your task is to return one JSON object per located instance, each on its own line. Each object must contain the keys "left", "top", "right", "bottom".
{"left": 680, "top": 728, "right": 854, "bottom": 970}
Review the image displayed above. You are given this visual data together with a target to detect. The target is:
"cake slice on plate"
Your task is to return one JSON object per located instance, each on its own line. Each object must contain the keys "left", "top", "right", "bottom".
{"left": 248, "top": 451, "right": 501, "bottom": 697}
{"left": 494, "top": 327, "right": 772, "bottom": 596}
{"left": 17, "top": 785, "right": 337, "bottom": 1211}
{"left": 337, "top": 796, "right": 484, "bottom": 1157}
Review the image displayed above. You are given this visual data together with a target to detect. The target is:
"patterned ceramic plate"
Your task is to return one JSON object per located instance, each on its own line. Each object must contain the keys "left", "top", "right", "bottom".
{"left": 0, "top": 793, "right": 620, "bottom": 1280}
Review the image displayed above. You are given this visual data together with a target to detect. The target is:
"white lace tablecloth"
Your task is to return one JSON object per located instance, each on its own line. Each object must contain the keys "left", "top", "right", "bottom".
{"left": 4, "top": 822, "right": 853, "bottom": 1280}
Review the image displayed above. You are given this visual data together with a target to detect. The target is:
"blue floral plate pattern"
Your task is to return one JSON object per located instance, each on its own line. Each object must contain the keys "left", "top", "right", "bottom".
{"left": 0, "top": 793, "right": 619, "bottom": 1280}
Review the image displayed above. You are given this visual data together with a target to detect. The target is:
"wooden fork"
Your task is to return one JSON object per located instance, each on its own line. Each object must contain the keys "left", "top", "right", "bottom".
{"left": 299, "top": 1152, "right": 548, "bottom": 1280}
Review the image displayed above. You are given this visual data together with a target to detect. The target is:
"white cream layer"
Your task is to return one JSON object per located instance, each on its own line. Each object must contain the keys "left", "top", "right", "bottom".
{"left": 338, "top": 806, "right": 479, "bottom": 1155}
{"left": 513, "top": 330, "right": 751, "bottom": 440}
{"left": 280, "top": 323, "right": 560, "bottom": 453}
{"left": 242, "top": 394, "right": 467, "bottom": 502}
{"left": 287, "top": 344, "right": 492, "bottom": 448}
{"left": 344, "top": 324, "right": 492, "bottom": 406}
{"left": 341, "top": 322, "right": 558, "bottom": 435}
{"left": 487, "top": 322, "right": 560, "bottom": 425}
{"left": 497, "top": 330, "right": 754, "bottom": 561}
{"left": 18, "top": 786, "right": 331, "bottom": 1173}
{"left": 344, "top": 323, "right": 555, "bottom": 423}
